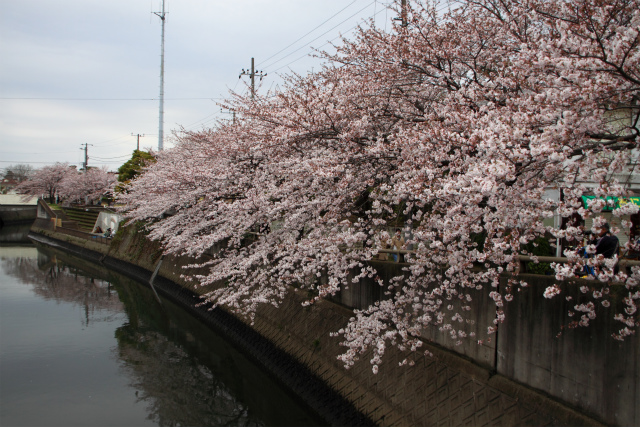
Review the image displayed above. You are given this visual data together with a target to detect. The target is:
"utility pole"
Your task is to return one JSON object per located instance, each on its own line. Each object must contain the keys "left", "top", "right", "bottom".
{"left": 394, "top": 0, "right": 408, "bottom": 27}
{"left": 131, "top": 133, "right": 146, "bottom": 151}
{"left": 154, "top": 0, "right": 166, "bottom": 151}
{"left": 239, "top": 57, "right": 267, "bottom": 99}
{"left": 80, "top": 143, "right": 93, "bottom": 172}
{"left": 401, "top": 0, "right": 407, "bottom": 27}
{"left": 220, "top": 109, "right": 236, "bottom": 124}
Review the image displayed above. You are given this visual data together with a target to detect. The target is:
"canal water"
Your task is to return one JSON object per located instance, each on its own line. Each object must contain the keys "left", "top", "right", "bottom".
{"left": 0, "top": 225, "right": 327, "bottom": 427}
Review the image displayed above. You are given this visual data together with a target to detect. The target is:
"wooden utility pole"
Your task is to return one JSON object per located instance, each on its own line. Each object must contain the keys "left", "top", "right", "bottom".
{"left": 401, "top": 0, "right": 407, "bottom": 27}
{"left": 80, "top": 143, "right": 92, "bottom": 172}
{"left": 220, "top": 109, "right": 237, "bottom": 124}
{"left": 131, "top": 133, "right": 145, "bottom": 151}
{"left": 394, "top": 0, "right": 408, "bottom": 27}
{"left": 239, "top": 57, "right": 267, "bottom": 99}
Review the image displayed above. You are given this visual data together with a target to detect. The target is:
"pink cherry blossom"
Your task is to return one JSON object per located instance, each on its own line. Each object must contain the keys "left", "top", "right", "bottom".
{"left": 16, "top": 162, "right": 73, "bottom": 201}
{"left": 119, "top": 0, "right": 640, "bottom": 371}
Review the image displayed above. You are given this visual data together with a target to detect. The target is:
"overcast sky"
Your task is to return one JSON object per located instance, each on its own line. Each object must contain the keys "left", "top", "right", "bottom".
{"left": 0, "top": 0, "right": 396, "bottom": 173}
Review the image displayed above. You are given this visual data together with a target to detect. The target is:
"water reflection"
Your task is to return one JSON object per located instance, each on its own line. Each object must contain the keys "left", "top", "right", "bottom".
{"left": 1, "top": 248, "right": 123, "bottom": 326}
{"left": 0, "top": 221, "right": 34, "bottom": 244}
{"left": 0, "top": 244, "right": 325, "bottom": 427}
{"left": 115, "top": 326, "right": 261, "bottom": 426}
{"left": 112, "top": 276, "right": 315, "bottom": 427}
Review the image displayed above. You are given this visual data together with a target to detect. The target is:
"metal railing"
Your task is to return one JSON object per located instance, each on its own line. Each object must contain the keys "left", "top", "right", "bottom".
{"left": 373, "top": 250, "right": 640, "bottom": 275}
{"left": 517, "top": 255, "right": 640, "bottom": 275}
{"left": 54, "top": 226, "right": 111, "bottom": 245}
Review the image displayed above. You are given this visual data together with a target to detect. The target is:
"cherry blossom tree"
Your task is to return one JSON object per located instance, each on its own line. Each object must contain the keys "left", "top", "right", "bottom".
{"left": 16, "top": 162, "right": 73, "bottom": 202}
{"left": 120, "top": 0, "right": 639, "bottom": 372}
{"left": 58, "top": 166, "right": 118, "bottom": 204}
{"left": 4, "top": 164, "right": 34, "bottom": 182}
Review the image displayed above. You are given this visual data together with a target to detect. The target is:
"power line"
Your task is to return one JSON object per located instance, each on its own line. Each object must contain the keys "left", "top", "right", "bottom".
{"left": 181, "top": 2, "right": 389, "bottom": 131}
{"left": 183, "top": 112, "right": 221, "bottom": 130}
{"left": 262, "top": 1, "right": 378, "bottom": 71}
{"left": 270, "top": 3, "right": 388, "bottom": 74}
{"left": 0, "top": 160, "right": 71, "bottom": 164}
{"left": 0, "top": 97, "right": 223, "bottom": 101}
{"left": 268, "top": 1, "right": 457, "bottom": 74}
{"left": 0, "top": 150, "right": 82, "bottom": 156}
{"left": 91, "top": 155, "right": 132, "bottom": 160}
{"left": 261, "top": 0, "right": 360, "bottom": 66}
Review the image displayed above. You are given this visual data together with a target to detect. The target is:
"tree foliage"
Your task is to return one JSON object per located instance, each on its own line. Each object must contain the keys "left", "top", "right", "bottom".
{"left": 117, "top": 150, "right": 156, "bottom": 184}
{"left": 119, "top": 0, "right": 640, "bottom": 372}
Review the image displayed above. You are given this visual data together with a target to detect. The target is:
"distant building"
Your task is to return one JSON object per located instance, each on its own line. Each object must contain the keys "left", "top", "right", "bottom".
{"left": 0, "top": 173, "right": 18, "bottom": 194}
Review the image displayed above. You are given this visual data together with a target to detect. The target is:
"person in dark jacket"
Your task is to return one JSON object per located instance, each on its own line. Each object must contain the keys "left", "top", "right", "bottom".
{"left": 595, "top": 222, "right": 619, "bottom": 258}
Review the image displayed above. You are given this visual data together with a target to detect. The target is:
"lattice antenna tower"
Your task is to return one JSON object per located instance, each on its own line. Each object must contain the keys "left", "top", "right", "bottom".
{"left": 153, "top": 0, "right": 167, "bottom": 151}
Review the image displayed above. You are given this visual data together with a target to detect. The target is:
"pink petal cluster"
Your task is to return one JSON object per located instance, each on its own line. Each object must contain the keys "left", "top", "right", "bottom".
{"left": 119, "top": 0, "right": 640, "bottom": 371}
{"left": 17, "top": 163, "right": 116, "bottom": 203}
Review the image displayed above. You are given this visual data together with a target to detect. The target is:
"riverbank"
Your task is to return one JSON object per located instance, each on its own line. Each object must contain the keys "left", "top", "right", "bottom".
{"left": 29, "top": 224, "right": 605, "bottom": 427}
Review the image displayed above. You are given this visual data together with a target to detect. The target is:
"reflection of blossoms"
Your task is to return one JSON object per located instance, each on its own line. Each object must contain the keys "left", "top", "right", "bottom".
{"left": 1, "top": 249, "right": 123, "bottom": 322}
{"left": 116, "top": 329, "right": 261, "bottom": 427}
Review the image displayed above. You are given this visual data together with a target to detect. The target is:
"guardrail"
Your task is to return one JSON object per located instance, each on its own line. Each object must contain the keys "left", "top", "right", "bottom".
{"left": 516, "top": 254, "right": 640, "bottom": 275}
{"left": 244, "top": 231, "right": 640, "bottom": 276}
{"left": 373, "top": 249, "right": 640, "bottom": 275}
{"left": 54, "top": 226, "right": 111, "bottom": 245}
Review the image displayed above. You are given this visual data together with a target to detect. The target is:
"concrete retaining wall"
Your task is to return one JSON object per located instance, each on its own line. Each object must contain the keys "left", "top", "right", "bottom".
{"left": 339, "top": 265, "right": 639, "bottom": 426}
{"left": 499, "top": 275, "right": 639, "bottom": 427}
{"left": 29, "top": 225, "right": 611, "bottom": 426}
{"left": 0, "top": 205, "right": 37, "bottom": 224}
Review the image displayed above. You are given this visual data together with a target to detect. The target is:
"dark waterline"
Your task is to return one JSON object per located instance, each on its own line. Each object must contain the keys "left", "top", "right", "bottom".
{"left": 0, "top": 234, "right": 327, "bottom": 426}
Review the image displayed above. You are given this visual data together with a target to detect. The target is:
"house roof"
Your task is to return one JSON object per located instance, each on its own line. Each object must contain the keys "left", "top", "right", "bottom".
{"left": 0, "top": 194, "right": 38, "bottom": 205}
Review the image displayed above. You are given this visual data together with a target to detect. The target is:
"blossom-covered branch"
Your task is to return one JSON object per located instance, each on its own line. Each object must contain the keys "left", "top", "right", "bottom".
{"left": 120, "top": 0, "right": 640, "bottom": 372}
{"left": 58, "top": 167, "right": 117, "bottom": 203}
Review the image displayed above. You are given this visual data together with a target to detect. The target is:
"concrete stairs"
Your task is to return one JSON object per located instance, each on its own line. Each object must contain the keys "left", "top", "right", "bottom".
{"left": 62, "top": 207, "right": 100, "bottom": 232}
